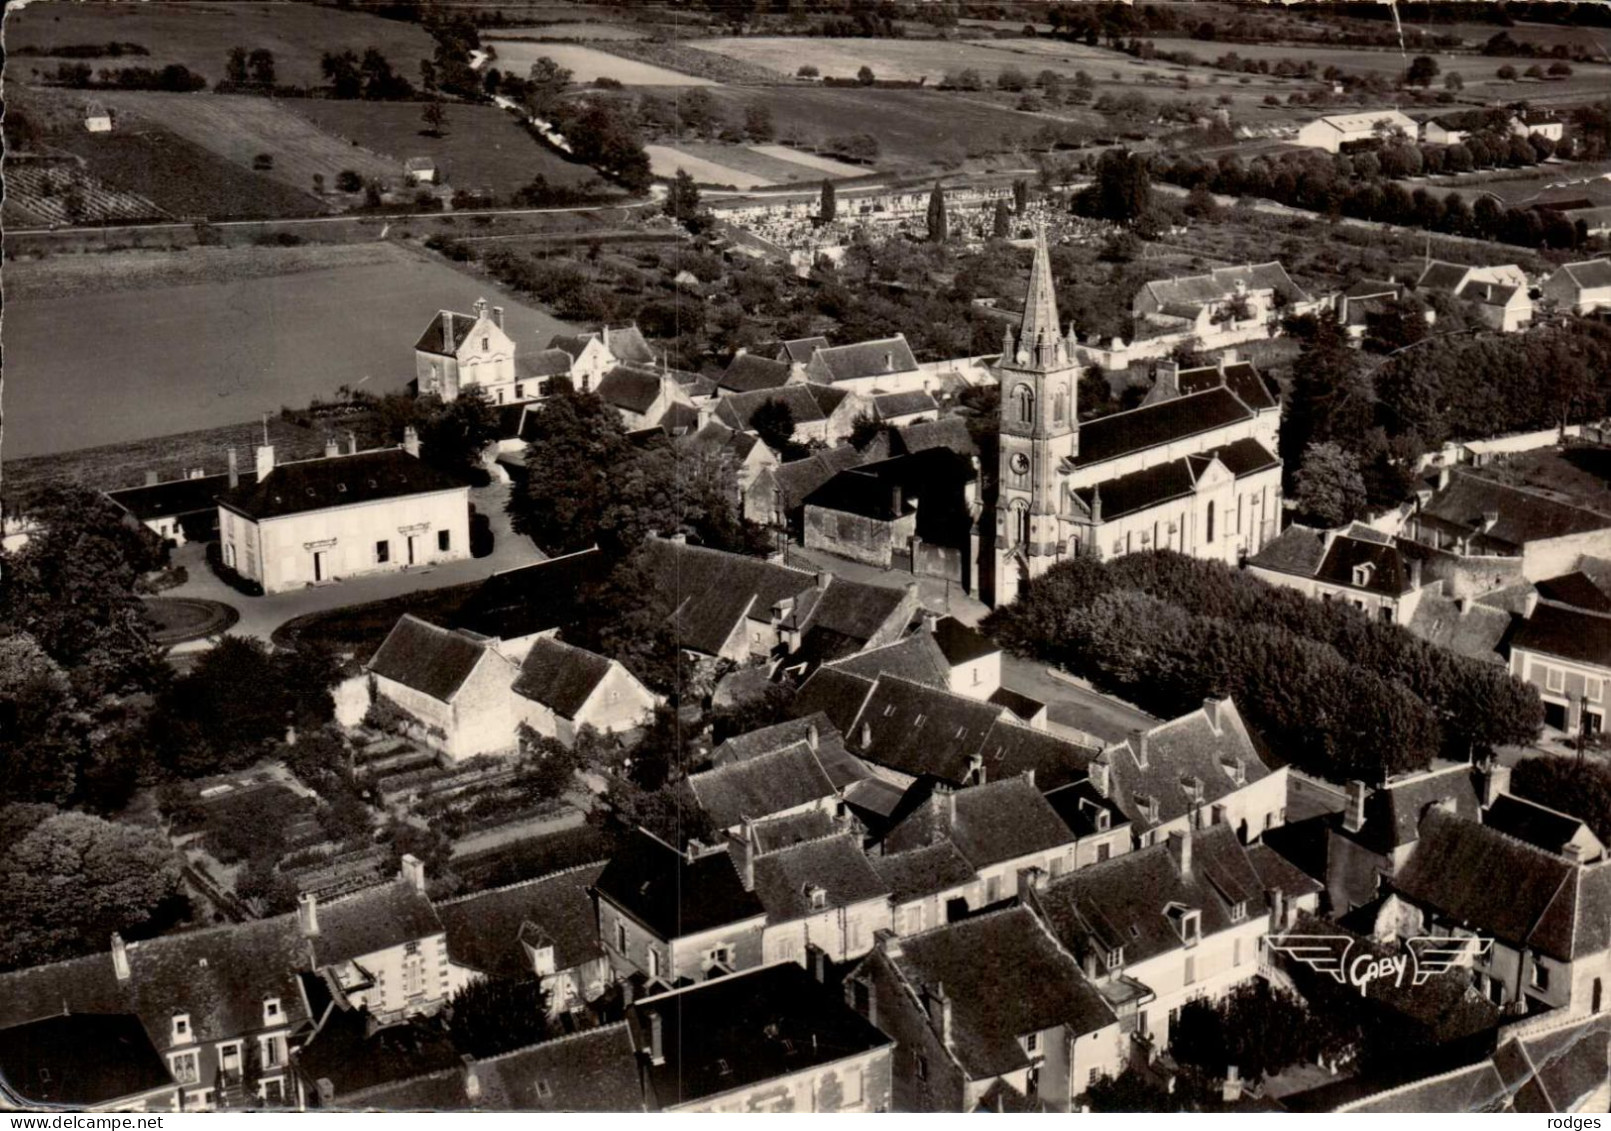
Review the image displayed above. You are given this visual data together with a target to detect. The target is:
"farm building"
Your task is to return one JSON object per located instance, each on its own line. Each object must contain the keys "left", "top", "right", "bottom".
{"left": 1415, "top": 261, "right": 1532, "bottom": 332}
{"left": 512, "top": 636, "right": 658, "bottom": 748}
{"left": 84, "top": 102, "right": 113, "bottom": 133}
{"left": 107, "top": 449, "right": 257, "bottom": 546}
{"left": 1513, "top": 108, "right": 1566, "bottom": 142}
{"left": 1294, "top": 109, "right": 1418, "bottom": 153}
{"left": 405, "top": 157, "right": 439, "bottom": 184}
{"left": 367, "top": 614, "right": 524, "bottom": 762}
{"left": 1542, "top": 259, "right": 1611, "bottom": 315}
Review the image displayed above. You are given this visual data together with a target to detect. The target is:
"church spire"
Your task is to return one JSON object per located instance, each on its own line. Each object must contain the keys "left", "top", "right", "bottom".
{"left": 1018, "top": 222, "right": 1061, "bottom": 359}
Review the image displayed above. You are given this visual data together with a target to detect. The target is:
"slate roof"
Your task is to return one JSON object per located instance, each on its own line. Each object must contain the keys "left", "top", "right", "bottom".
{"left": 1512, "top": 602, "right": 1611, "bottom": 669}
{"left": 898, "top": 415, "right": 977, "bottom": 457}
{"left": 1556, "top": 259, "right": 1611, "bottom": 292}
{"left": 930, "top": 617, "right": 998, "bottom": 666}
{"left": 872, "top": 841, "right": 977, "bottom": 904}
{"left": 881, "top": 906, "right": 1116, "bottom": 1079}
{"left": 1073, "top": 387, "right": 1253, "bottom": 470}
{"left": 805, "top": 467, "right": 913, "bottom": 522}
{"left": 1295, "top": 527, "right": 1415, "bottom": 596}
{"left": 435, "top": 862, "right": 608, "bottom": 983}
{"left": 678, "top": 421, "right": 764, "bottom": 465}
{"left": 884, "top": 777, "right": 1078, "bottom": 870}
{"left": 1176, "top": 360, "right": 1279, "bottom": 412}
{"left": 1345, "top": 763, "right": 1480, "bottom": 856}
{"left": 719, "top": 353, "right": 792, "bottom": 394}
{"left": 1416, "top": 259, "right": 1474, "bottom": 292}
{"left": 1102, "top": 699, "right": 1273, "bottom": 833}
{"left": 310, "top": 878, "right": 445, "bottom": 967}
{"left": 476, "top": 1023, "right": 643, "bottom": 1112}
{"left": 687, "top": 741, "right": 838, "bottom": 829}
{"left": 872, "top": 390, "right": 940, "bottom": 419}
{"left": 1045, "top": 780, "right": 1129, "bottom": 839}
{"left": 515, "top": 348, "right": 574, "bottom": 381}
{"left": 415, "top": 309, "right": 480, "bottom": 356}
{"left": 513, "top": 637, "right": 615, "bottom": 719}
{"left": 751, "top": 809, "right": 839, "bottom": 853}
{"left": 1250, "top": 524, "right": 1329, "bottom": 578}
{"left": 297, "top": 1005, "right": 462, "bottom": 1105}
{"left": 714, "top": 384, "right": 831, "bottom": 431}
{"left": 1484, "top": 795, "right": 1594, "bottom": 858}
{"left": 778, "top": 335, "right": 830, "bottom": 364}
{"left": 797, "top": 575, "right": 912, "bottom": 646}
{"left": 218, "top": 448, "right": 464, "bottom": 521}
{"left": 1535, "top": 571, "right": 1611, "bottom": 613}
{"left": 1246, "top": 843, "right": 1324, "bottom": 901}
{"left": 631, "top": 962, "right": 891, "bottom": 1110}
{"left": 450, "top": 548, "right": 605, "bottom": 642}
{"left": 594, "top": 830, "right": 766, "bottom": 941}
{"left": 1405, "top": 592, "right": 1513, "bottom": 664}
{"left": 596, "top": 366, "right": 664, "bottom": 415}
{"left": 808, "top": 335, "right": 920, "bottom": 384}
{"left": 1417, "top": 472, "right": 1611, "bottom": 551}
{"left": 1461, "top": 281, "right": 1522, "bottom": 308}
{"left": 549, "top": 326, "right": 655, "bottom": 367}
{"left": 1035, "top": 825, "right": 1262, "bottom": 966}
{"left": 0, "top": 1013, "right": 173, "bottom": 1108}
{"left": 643, "top": 538, "right": 817, "bottom": 657}
{"left": 750, "top": 832, "right": 890, "bottom": 921}
{"left": 0, "top": 916, "right": 311, "bottom": 1049}
{"left": 791, "top": 667, "right": 877, "bottom": 735}
{"left": 1393, "top": 809, "right": 1611, "bottom": 962}
{"left": 368, "top": 614, "right": 497, "bottom": 702}
{"left": 108, "top": 470, "right": 259, "bottom": 522}
{"left": 1138, "top": 262, "right": 1310, "bottom": 309}
{"left": 708, "top": 713, "right": 869, "bottom": 793}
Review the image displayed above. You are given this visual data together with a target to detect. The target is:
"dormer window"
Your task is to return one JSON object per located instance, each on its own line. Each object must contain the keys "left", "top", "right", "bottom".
{"left": 172, "top": 1013, "right": 190, "bottom": 1043}
{"left": 806, "top": 884, "right": 828, "bottom": 911}
{"left": 1230, "top": 901, "right": 1247, "bottom": 923}
{"left": 1021, "top": 1032, "right": 1040, "bottom": 1055}
{"left": 1106, "top": 947, "right": 1124, "bottom": 970}
{"left": 1353, "top": 562, "right": 1374, "bottom": 588}
{"left": 263, "top": 998, "right": 281, "bottom": 1025}
{"left": 1096, "top": 809, "right": 1110, "bottom": 832}
{"left": 1166, "top": 904, "right": 1202, "bottom": 947}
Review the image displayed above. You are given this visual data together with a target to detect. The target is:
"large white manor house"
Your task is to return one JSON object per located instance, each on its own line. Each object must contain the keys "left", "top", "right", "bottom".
{"left": 984, "top": 230, "right": 1284, "bottom": 605}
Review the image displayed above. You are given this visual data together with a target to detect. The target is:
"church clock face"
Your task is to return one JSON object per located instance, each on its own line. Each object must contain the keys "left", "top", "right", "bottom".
{"left": 1010, "top": 452, "right": 1030, "bottom": 476}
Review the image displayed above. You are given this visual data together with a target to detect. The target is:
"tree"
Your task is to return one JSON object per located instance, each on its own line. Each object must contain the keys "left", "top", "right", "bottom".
{"left": 360, "top": 47, "right": 413, "bottom": 100}
{"left": 446, "top": 978, "right": 551, "bottom": 1058}
{"left": 335, "top": 168, "right": 364, "bottom": 193}
{"left": 422, "top": 99, "right": 447, "bottom": 137}
{"left": 926, "top": 181, "right": 949, "bottom": 242}
{"left": 226, "top": 45, "right": 250, "bottom": 85}
{"left": 750, "top": 396, "right": 798, "bottom": 454}
{"left": 509, "top": 379, "right": 633, "bottom": 555}
{"left": 797, "top": 64, "right": 819, "bottom": 78}
{"left": 664, "top": 169, "right": 705, "bottom": 232}
{"left": 857, "top": 65, "right": 876, "bottom": 86}
{"left": 1171, "top": 981, "right": 1319, "bottom": 1083}
{"left": 743, "top": 102, "right": 774, "bottom": 142}
{"left": 1087, "top": 1068, "right": 1182, "bottom": 1112}
{"left": 0, "top": 809, "right": 184, "bottom": 971}
{"left": 1294, "top": 442, "right": 1368, "bottom": 527}
{"left": 321, "top": 49, "right": 362, "bottom": 98}
{"left": 1497, "top": 64, "right": 1518, "bottom": 80}
{"left": 416, "top": 385, "right": 500, "bottom": 481}
{"left": 820, "top": 177, "right": 837, "bottom": 222}
{"left": 1549, "top": 61, "right": 1574, "bottom": 77}
{"left": 1406, "top": 54, "right": 1440, "bottom": 87}
{"left": 1078, "top": 148, "right": 1152, "bottom": 225}
{"left": 0, "top": 634, "right": 84, "bottom": 807}
{"left": 1444, "top": 70, "right": 1464, "bottom": 92}
{"left": 526, "top": 55, "right": 573, "bottom": 114}
{"left": 1513, "top": 755, "right": 1611, "bottom": 843}
{"left": 1013, "top": 177, "right": 1030, "bottom": 215}
{"left": 993, "top": 196, "right": 1012, "bottom": 238}
{"left": 247, "top": 48, "right": 276, "bottom": 86}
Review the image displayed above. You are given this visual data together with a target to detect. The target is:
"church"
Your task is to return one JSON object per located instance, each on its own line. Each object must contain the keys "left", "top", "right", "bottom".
{"left": 983, "top": 230, "right": 1285, "bottom": 606}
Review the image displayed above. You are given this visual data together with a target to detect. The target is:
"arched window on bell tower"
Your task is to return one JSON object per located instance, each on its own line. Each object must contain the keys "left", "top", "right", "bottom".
{"left": 1015, "top": 384, "right": 1035, "bottom": 426}
{"left": 1053, "top": 388, "right": 1068, "bottom": 424}
{"left": 1013, "top": 500, "right": 1031, "bottom": 548}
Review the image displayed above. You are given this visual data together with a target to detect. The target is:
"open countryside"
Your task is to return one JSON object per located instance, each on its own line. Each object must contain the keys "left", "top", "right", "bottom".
{"left": 481, "top": 39, "right": 716, "bottom": 86}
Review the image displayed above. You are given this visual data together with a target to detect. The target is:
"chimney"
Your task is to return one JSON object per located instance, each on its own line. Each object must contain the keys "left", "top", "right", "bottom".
{"left": 920, "top": 610, "right": 940, "bottom": 634}
{"left": 926, "top": 983, "right": 954, "bottom": 1049}
{"left": 463, "top": 1059, "right": 481, "bottom": 1102}
{"left": 256, "top": 444, "right": 275, "bottom": 481}
{"left": 735, "top": 824, "right": 757, "bottom": 892}
{"left": 315, "top": 1079, "right": 335, "bottom": 1105}
{"left": 401, "top": 852, "right": 426, "bottom": 895}
{"left": 1267, "top": 886, "right": 1287, "bottom": 931}
{"left": 298, "top": 891, "right": 320, "bottom": 938}
{"left": 110, "top": 933, "right": 130, "bottom": 982}
{"left": 1167, "top": 827, "right": 1192, "bottom": 876}
{"left": 1523, "top": 588, "right": 1540, "bottom": 619}
{"left": 967, "top": 752, "right": 986, "bottom": 786}
{"left": 667, "top": 531, "right": 687, "bottom": 545}
{"left": 491, "top": 306, "right": 504, "bottom": 330}
{"left": 402, "top": 427, "right": 421, "bottom": 459}
{"left": 885, "top": 351, "right": 895, "bottom": 372}
{"left": 1481, "top": 509, "right": 1500, "bottom": 534}
{"left": 325, "top": 436, "right": 340, "bottom": 459}
{"left": 473, "top": 297, "right": 488, "bottom": 322}
{"left": 1343, "top": 780, "right": 1368, "bottom": 834}
{"left": 1016, "top": 865, "right": 1048, "bottom": 901}
{"left": 934, "top": 785, "right": 956, "bottom": 829}
{"left": 1130, "top": 728, "right": 1149, "bottom": 769}
{"left": 144, "top": 470, "right": 159, "bottom": 487}
{"left": 1437, "top": 465, "right": 1451, "bottom": 491}
{"left": 810, "top": 944, "right": 829, "bottom": 985}
{"left": 1223, "top": 1065, "right": 1243, "bottom": 1104}
{"left": 227, "top": 447, "right": 239, "bottom": 489}
{"left": 1480, "top": 759, "right": 1512, "bottom": 807}
{"left": 806, "top": 722, "right": 819, "bottom": 751}
{"left": 876, "top": 928, "right": 903, "bottom": 959}
{"left": 1563, "top": 842, "right": 1585, "bottom": 863}
{"left": 1202, "top": 697, "right": 1221, "bottom": 733}
{"left": 1089, "top": 484, "right": 1103, "bottom": 525}
{"left": 888, "top": 482, "right": 903, "bottom": 519}
{"left": 1408, "top": 557, "right": 1423, "bottom": 589}
{"left": 646, "top": 1009, "right": 666, "bottom": 1066}
{"left": 816, "top": 570, "right": 831, "bottom": 592}
{"left": 346, "top": 431, "right": 358, "bottom": 456}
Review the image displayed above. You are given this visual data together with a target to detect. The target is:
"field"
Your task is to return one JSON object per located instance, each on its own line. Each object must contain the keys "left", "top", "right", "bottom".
{"left": 645, "top": 143, "right": 770, "bottom": 188}
{"left": 646, "top": 141, "right": 869, "bottom": 187}
{"left": 492, "top": 22, "right": 650, "bottom": 40}
{"left": 288, "top": 98, "right": 605, "bottom": 195}
{"left": 748, "top": 144, "right": 871, "bottom": 177}
{"left": 483, "top": 38, "right": 715, "bottom": 85}
{"left": 3, "top": 243, "right": 576, "bottom": 460}
{"left": 4, "top": 1, "right": 437, "bottom": 89}
{"left": 1408, "top": 20, "right": 1611, "bottom": 58}
{"left": 4, "top": 159, "right": 168, "bottom": 226}
{"left": 82, "top": 90, "right": 400, "bottom": 201}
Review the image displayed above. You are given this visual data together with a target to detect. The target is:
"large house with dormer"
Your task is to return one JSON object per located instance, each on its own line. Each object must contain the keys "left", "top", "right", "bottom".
{"left": 415, "top": 298, "right": 517, "bottom": 403}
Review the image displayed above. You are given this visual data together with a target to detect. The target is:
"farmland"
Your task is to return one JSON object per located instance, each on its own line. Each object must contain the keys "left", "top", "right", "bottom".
{"left": 483, "top": 38, "right": 716, "bottom": 85}
{"left": 288, "top": 98, "right": 607, "bottom": 196}
{"left": 644, "top": 141, "right": 859, "bottom": 188}
{"left": 645, "top": 144, "right": 772, "bottom": 189}
{"left": 490, "top": 22, "right": 651, "bottom": 41}
{"left": 3, "top": 0, "right": 437, "bottom": 88}
{"left": 3, "top": 243, "right": 576, "bottom": 460}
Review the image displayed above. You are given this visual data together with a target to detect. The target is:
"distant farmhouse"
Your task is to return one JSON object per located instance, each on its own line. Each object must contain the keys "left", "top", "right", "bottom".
{"left": 1294, "top": 109, "right": 1418, "bottom": 153}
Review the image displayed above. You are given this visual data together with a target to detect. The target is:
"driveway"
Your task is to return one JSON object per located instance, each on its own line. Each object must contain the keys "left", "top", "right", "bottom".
{"left": 165, "top": 482, "right": 544, "bottom": 646}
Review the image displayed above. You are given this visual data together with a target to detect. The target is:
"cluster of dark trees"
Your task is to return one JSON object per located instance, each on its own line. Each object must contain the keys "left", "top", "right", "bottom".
{"left": 983, "top": 550, "right": 1542, "bottom": 783}
{"left": 12, "top": 41, "right": 149, "bottom": 58}
{"left": 223, "top": 45, "right": 276, "bottom": 87}
{"left": 49, "top": 61, "right": 207, "bottom": 91}
{"left": 1074, "top": 147, "right": 1154, "bottom": 225}
{"left": 320, "top": 48, "right": 417, "bottom": 100}
{"left": 1154, "top": 135, "right": 1595, "bottom": 252}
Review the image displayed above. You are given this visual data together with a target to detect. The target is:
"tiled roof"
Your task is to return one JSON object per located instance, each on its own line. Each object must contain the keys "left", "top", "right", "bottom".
{"left": 512, "top": 637, "right": 614, "bottom": 719}
{"left": 1348, "top": 763, "right": 1481, "bottom": 855}
{"left": 310, "top": 878, "right": 444, "bottom": 967}
{"left": 1035, "top": 825, "right": 1261, "bottom": 965}
{"left": 0, "top": 916, "right": 311, "bottom": 1049}
{"left": 1535, "top": 571, "right": 1611, "bottom": 613}
{"left": 1418, "top": 471, "right": 1611, "bottom": 550}
{"left": 368, "top": 615, "right": 498, "bottom": 702}
{"left": 882, "top": 906, "right": 1116, "bottom": 1078}
{"left": 643, "top": 538, "right": 816, "bottom": 657}
{"left": 596, "top": 366, "right": 663, "bottom": 414}
{"left": 108, "top": 470, "right": 259, "bottom": 522}
{"left": 1512, "top": 602, "right": 1611, "bottom": 669}
{"left": 872, "top": 841, "right": 976, "bottom": 904}
{"left": 1073, "top": 387, "right": 1253, "bottom": 469}
{"left": 516, "top": 348, "right": 575, "bottom": 380}
{"left": 1484, "top": 795, "right": 1593, "bottom": 858}
{"left": 771, "top": 444, "right": 880, "bottom": 512}
{"left": 297, "top": 1004, "right": 462, "bottom": 1104}
{"left": 1559, "top": 259, "right": 1611, "bottom": 291}
{"left": 415, "top": 309, "right": 478, "bottom": 356}
{"left": 990, "top": 685, "right": 1045, "bottom": 722}
{"left": 631, "top": 962, "right": 891, "bottom": 1110}
{"left": 1393, "top": 809, "right": 1611, "bottom": 961}
{"left": 805, "top": 467, "right": 912, "bottom": 522}
{"left": 929, "top": 617, "right": 998, "bottom": 666}
{"left": 1249, "top": 524, "right": 1328, "bottom": 578}
{"left": 808, "top": 335, "right": 920, "bottom": 384}
{"left": 1044, "top": 779, "right": 1128, "bottom": 839}
{"left": 800, "top": 575, "right": 913, "bottom": 645}
{"left": 750, "top": 832, "right": 890, "bottom": 921}
{"left": 709, "top": 713, "right": 869, "bottom": 793}
{"left": 897, "top": 415, "right": 977, "bottom": 457}
{"left": 547, "top": 332, "right": 595, "bottom": 360}
{"left": 688, "top": 741, "right": 838, "bottom": 829}
{"left": 1460, "top": 281, "right": 1522, "bottom": 307}
{"left": 1139, "top": 262, "right": 1310, "bottom": 309}
{"left": 1103, "top": 699, "right": 1273, "bottom": 832}
{"left": 678, "top": 421, "right": 764, "bottom": 465}
{"left": 435, "top": 862, "right": 607, "bottom": 983}
{"left": 1176, "top": 361, "right": 1279, "bottom": 412}
{"left": 476, "top": 1023, "right": 643, "bottom": 1112}
{"left": 1404, "top": 592, "right": 1513, "bottom": 664}
{"left": 751, "top": 809, "right": 838, "bottom": 853}
{"left": 714, "top": 384, "right": 829, "bottom": 430}
{"left": 602, "top": 325, "right": 656, "bottom": 366}
{"left": 450, "top": 548, "right": 604, "bottom": 642}
{"left": 872, "top": 390, "right": 940, "bottom": 419}
{"left": 846, "top": 675, "right": 1009, "bottom": 779}
{"left": 778, "top": 336, "right": 830, "bottom": 364}
{"left": 885, "top": 776, "right": 1077, "bottom": 870}
{"left": 595, "top": 830, "right": 766, "bottom": 941}
{"left": 1246, "top": 843, "right": 1324, "bottom": 901}
{"left": 0, "top": 1013, "right": 173, "bottom": 1108}
{"left": 790, "top": 668, "right": 878, "bottom": 735}
{"left": 719, "top": 353, "right": 792, "bottom": 394}
{"left": 219, "top": 448, "right": 464, "bottom": 521}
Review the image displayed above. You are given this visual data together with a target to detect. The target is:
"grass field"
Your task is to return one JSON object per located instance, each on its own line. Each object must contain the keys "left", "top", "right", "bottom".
{"left": 492, "top": 22, "right": 651, "bottom": 40}
{"left": 645, "top": 143, "right": 771, "bottom": 188}
{"left": 3, "top": 243, "right": 576, "bottom": 460}
{"left": 484, "top": 39, "right": 716, "bottom": 85}
{"left": 288, "top": 98, "right": 604, "bottom": 195}
{"left": 1408, "top": 20, "right": 1611, "bottom": 58}
{"left": 4, "top": 1, "right": 437, "bottom": 89}
{"left": 748, "top": 144, "right": 872, "bottom": 177}
{"left": 85, "top": 90, "right": 400, "bottom": 201}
